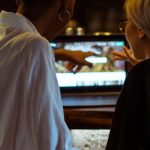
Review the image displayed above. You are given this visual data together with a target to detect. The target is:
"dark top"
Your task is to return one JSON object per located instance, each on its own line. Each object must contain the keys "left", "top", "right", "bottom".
{"left": 106, "top": 59, "right": 150, "bottom": 150}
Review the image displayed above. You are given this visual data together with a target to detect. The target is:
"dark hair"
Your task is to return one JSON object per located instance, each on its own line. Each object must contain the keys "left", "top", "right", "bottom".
{"left": 20, "top": 0, "right": 58, "bottom": 19}
{"left": 20, "top": 0, "right": 59, "bottom": 20}
{"left": 21, "top": 0, "right": 56, "bottom": 8}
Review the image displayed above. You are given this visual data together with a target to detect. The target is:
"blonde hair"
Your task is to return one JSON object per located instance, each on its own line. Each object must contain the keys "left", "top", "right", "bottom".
{"left": 124, "top": 0, "right": 150, "bottom": 38}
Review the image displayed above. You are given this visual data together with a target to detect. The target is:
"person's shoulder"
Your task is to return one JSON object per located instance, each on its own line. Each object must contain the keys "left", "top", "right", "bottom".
{"left": 126, "top": 59, "right": 150, "bottom": 80}
{"left": 24, "top": 33, "right": 49, "bottom": 48}
{"left": 19, "top": 32, "right": 50, "bottom": 54}
{"left": 135, "top": 58, "right": 150, "bottom": 67}
{"left": 130, "top": 59, "right": 150, "bottom": 73}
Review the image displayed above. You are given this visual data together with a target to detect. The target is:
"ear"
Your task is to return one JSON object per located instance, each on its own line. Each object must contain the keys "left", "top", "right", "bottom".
{"left": 60, "top": 0, "right": 75, "bottom": 13}
{"left": 58, "top": 0, "right": 72, "bottom": 22}
{"left": 60, "top": 0, "right": 69, "bottom": 10}
{"left": 138, "top": 28, "right": 146, "bottom": 39}
{"left": 16, "top": 0, "right": 20, "bottom": 5}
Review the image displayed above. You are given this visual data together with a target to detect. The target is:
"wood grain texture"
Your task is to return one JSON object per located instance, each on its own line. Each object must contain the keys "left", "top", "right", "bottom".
{"left": 64, "top": 107, "right": 115, "bottom": 129}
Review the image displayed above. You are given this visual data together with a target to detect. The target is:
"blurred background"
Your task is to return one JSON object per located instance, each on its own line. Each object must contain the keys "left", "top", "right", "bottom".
{"left": 73, "top": 0, "right": 125, "bottom": 34}
{"left": 0, "top": 0, "right": 125, "bottom": 34}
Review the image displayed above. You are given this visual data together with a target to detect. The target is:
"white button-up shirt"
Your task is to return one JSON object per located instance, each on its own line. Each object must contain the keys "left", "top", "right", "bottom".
{"left": 0, "top": 11, "right": 73, "bottom": 150}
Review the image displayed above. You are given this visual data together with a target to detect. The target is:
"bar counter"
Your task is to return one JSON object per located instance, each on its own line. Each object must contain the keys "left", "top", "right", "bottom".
{"left": 64, "top": 106, "right": 115, "bottom": 129}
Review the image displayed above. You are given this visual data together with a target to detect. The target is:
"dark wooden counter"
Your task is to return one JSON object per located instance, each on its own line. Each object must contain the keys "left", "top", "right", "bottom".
{"left": 64, "top": 106, "right": 115, "bottom": 129}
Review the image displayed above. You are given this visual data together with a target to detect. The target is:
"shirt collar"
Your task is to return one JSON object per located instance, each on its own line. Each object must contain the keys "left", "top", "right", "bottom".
{"left": 0, "top": 10, "right": 40, "bottom": 35}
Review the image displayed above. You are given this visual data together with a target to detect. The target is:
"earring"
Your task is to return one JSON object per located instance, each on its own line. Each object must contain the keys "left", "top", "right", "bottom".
{"left": 58, "top": 9, "right": 71, "bottom": 22}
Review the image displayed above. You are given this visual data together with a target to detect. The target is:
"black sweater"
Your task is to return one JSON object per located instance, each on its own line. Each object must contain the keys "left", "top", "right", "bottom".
{"left": 106, "top": 59, "right": 150, "bottom": 150}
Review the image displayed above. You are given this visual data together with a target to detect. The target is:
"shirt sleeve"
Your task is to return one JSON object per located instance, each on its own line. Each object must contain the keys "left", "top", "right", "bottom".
{"left": 24, "top": 36, "right": 73, "bottom": 150}
{"left": 106, "top": 60, "right": 150, "bottom": 150}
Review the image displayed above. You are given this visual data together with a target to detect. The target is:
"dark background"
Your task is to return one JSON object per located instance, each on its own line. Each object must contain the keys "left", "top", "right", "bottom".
{"left": 73, "top": 0, "right": 125, "bottom": 34}
{"left": 0, "top": 0, "right": 125, "bottom": 34}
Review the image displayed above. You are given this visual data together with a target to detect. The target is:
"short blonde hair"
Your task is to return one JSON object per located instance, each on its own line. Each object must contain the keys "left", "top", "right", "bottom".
{"left": 124, "top": 0, "right": 150, "bottom": 38}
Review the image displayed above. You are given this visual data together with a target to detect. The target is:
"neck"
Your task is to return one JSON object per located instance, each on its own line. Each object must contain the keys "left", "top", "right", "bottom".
{"left": 142, "top": 38, "right": 150, "bottom": 59}
{"left": 145, "top": 49, "right": 150, "bottom": 59}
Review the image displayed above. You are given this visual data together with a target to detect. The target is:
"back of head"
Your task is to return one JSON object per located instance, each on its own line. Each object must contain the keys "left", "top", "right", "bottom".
{"left": 17, "top": 0, "right": 60, "bottom": 21}
{"left": 16, "top": 0, "right": 75, "bottom": 40}
{"left": 124, "top": 0, "right": 150, "bottom": 39}
{"left": 20, "top": 0, "right": 56, "bottom": 7}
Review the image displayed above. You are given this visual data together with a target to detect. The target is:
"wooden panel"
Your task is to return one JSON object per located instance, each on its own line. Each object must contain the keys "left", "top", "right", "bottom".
{"left": 64, "top": 107, "right": 115, "bottom": 129}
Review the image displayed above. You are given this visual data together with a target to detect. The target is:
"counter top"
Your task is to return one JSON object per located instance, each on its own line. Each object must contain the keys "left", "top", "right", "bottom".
{"left": 64, "top": 106, "right": 115, "bottom": 129}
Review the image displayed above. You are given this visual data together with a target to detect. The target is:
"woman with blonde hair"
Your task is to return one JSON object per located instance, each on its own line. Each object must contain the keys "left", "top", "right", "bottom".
{"left": 106, "top": 0, "right": 150, "bottom": 149}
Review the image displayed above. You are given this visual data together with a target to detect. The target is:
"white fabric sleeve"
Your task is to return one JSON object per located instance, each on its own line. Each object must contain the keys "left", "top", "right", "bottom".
{"left": 25, "top": 37, "right": 74, "bottom": 150}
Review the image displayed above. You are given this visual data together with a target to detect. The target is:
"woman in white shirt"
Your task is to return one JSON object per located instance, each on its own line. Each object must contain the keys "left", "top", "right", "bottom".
{"left": 0, "top": 0, "right": 78, "bottom": 149}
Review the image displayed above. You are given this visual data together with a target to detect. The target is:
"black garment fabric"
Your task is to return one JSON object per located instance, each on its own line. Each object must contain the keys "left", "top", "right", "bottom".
{"left": 106, "top": 59, "right": 150, "bottom": 150}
